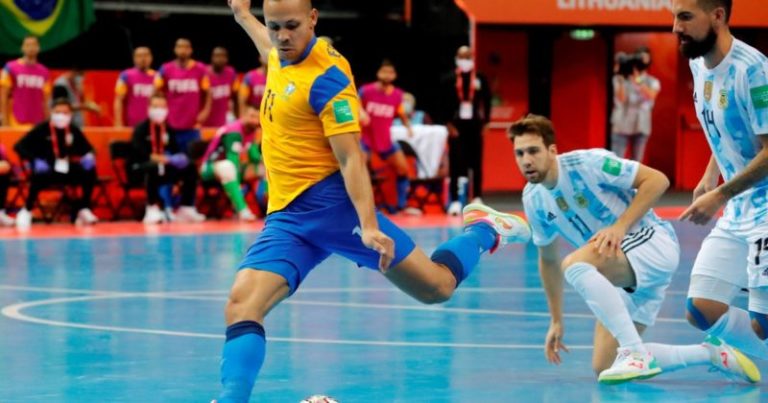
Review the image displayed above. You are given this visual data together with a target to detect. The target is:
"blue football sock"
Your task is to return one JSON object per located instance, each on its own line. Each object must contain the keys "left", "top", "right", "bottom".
{"left": 396, "top": 176, "right": 409, "bottom": 210}
{"left": 430, "top": 223, "right": 496, "bottom": 286}
{"left": 218, "top": 321, "right": 266, "bottom": 403}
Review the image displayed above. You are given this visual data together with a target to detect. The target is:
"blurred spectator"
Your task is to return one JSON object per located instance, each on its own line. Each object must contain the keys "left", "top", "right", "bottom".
{"left": 53, "top": 68, "right": 102, "bottom": 127}
{"left": 0, "top": 145, "right": 13, "bottom": 226}
{"left": 359, "top": 59, "right": 419, "bottom": 215}
{"left": 0, "top": 36, "right": 51, "bottom": 127}
{"left": 154, "top": 38, "right": 211, "bottom": 154}
{"left": 13, "top": 98, "right": 98, "bottom": 229}
{"left": 114, "top": 46, "right": 156, "bottom": 128}
{"left": 205, "top": 47, "right": 238, "bottom": 127}
{"left": 393, "top": 92, "right": 431, "bottom": 126}
{"left": 435, "top": 45, "right": 491, "bottom": 216}
{"left": 611, "top": 48, "right": 660, "bottom": 162}
{"left": 200, "top": 104, "right": 263, "bottom": 221}
{"left": 132, "top": 94, "right": 203, "bottom": 224}
{"left": 238, "top": 54, "right": 267, "bottom": 118}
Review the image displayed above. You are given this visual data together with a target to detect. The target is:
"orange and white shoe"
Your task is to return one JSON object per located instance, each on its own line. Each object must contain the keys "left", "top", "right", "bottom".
{"left": 462, "top": 203, "right": 531, "bottom": 253}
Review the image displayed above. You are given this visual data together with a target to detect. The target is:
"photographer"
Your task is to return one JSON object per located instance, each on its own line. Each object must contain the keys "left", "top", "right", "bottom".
{"left": 610, "top": 49, "right": 660, "bottom": 162}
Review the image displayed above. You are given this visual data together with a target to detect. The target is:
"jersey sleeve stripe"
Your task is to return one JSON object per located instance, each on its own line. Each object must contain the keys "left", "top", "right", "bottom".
{"left": 308, "top": 65, "right": 351, "bottom": 115}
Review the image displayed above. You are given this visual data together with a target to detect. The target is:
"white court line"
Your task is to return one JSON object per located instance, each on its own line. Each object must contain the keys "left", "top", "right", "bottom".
{"left": 0, "top": 284, "right": 690, "bottom": 323}
{"left": 0, "top": 294, "right": 593, "bottom": 350}
{"left": 1, "top": 283, "right": 740, "bottom": 299}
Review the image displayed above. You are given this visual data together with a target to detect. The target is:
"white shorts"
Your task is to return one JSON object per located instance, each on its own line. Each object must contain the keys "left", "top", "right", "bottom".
{"left": 620, "top": 224, "right": 681, "bottom": 327}
{"left": 688, "top": 221, "right": 768, "bottom": 313}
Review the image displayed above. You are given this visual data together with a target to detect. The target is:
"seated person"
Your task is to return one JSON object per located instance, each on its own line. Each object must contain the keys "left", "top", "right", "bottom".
{"left": 132, "top": 94, "right": 202, "bottom": 224}
{"left": 13, "top": 98, "right": 98, "bottom": 228}
{"left": 393, "top": 92, "right": 431, "bottom": 127}
{"left": 200, "top": 104, "right": 263, "bottom": 221}
{"left": 0, "top": 144, "right": 13, "bottom": 226}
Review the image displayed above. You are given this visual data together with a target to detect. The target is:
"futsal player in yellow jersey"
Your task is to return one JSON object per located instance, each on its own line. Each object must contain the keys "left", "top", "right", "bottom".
{"left": 215, "top": 1, "right": 532, "bottom": 401}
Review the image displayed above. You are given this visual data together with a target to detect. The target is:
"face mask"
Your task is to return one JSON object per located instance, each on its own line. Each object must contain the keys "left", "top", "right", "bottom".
{"left": 456, "top": 58, "right": 474, "bottom": 73}
{"left": 51, "top": 112, "right": 71, "bottom": 129}
{"left": 149, "top": 107, "right": 168, "bottom": 123}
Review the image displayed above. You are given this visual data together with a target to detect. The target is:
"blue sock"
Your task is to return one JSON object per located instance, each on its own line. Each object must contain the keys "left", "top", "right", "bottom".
{"left": 430, "top": 223, "right": 496, "bottom": 286}
{"left": 396, "top": 176, "right": 409, "bottom": 210}
{"left": 158, "top": 184, "right": 173, "bottom": 209}
{"left": 218, "top": 321, "right": 266, "bottom": 403}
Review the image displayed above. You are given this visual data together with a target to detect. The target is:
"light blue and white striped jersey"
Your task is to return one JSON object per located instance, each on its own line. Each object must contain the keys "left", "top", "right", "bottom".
{"left": 690, "top": 38, "right": 768, "bottom": 231}
{"left": 522, "top": 149, "right": 667, "bottom": 248}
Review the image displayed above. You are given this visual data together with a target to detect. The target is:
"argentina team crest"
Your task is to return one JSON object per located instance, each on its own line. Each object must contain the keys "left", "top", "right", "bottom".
{"left": 704, "top": 81, "right": 713, "bottom": 102}
{"left": 556, "top": 196, "right": 569, "bottom": 212}
{"left": 718, "top": 89, "right": 728, "bottom": 109}
{"left": 574, "top": 193, "right": 589, "bottom": 209}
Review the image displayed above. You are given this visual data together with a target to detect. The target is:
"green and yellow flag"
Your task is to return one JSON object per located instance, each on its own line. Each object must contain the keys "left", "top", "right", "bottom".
{"left": 0, "top": 0, "right": 95, "bottom": 55}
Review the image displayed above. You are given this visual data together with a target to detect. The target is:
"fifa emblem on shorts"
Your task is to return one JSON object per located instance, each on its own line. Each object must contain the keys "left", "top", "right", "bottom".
{"left": 574, "top": 193, "right": 588, "bottom": 209}
{"left": 704, "top": 81, "right": 713, "bottom": 102}
{"left": 556, "top": 197, "right": 569, "bottom": 212}
{"left": 719, "top": 90, "right": 729, "bottom": 109}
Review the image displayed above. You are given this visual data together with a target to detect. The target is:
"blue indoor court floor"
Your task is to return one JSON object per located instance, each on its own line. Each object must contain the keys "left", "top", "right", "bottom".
{"left": 0, "top": 220, "right": 766, "bottom": 402}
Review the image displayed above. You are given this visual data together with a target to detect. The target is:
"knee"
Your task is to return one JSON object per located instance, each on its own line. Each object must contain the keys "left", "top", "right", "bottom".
{"left": 214, "top": 160, "right": 238, "bottom": 183}
{"left": 685, "top": 297, "right": 727, "bottom": 331}
{"left": 225, "top": 288, "right": 266, "bottom": 324}
{"left": 413, "top": 282, "right": 454, "bottom": 305}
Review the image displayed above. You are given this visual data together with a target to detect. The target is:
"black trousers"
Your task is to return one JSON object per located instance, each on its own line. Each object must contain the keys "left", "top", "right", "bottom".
{"left": 0, "top": 173, "right": 8, "bottom": 210}
{"left": 143, "top": 163, "right": 198, "bottom": 207}
{"left": 26, "top": 165, "right": 96, "bottom": 211}
{"left": 449, "top": 120, "right": 484, "bottom": 200}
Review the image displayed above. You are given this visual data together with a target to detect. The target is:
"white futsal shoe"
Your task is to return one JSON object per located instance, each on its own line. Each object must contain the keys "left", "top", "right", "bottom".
{"left": 704, "top": 335, "right": 761, "bottom": 383}
{"left": 176, "top": 206, "right": 206, "bottom": 223}
{"left": 143, "top": 205, "right": 166, "bottom": 224}
{"left": 75, "top": 208, "right": 98, "bottom": 226}
{"left": 598, "top": 348, "right": 662, "bottom": 384}
{"left": 462, "top": 203, "right": 531, "bottom": 253}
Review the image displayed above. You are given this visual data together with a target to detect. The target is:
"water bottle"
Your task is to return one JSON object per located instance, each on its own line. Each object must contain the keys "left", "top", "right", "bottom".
{"left": 457, "top": 176, "right": 469, "bottom": 207}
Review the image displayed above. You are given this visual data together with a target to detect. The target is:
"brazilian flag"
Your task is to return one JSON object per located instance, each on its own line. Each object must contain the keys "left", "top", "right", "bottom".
{"left": 0, "top": 0, "right": 95, "bottom": 55}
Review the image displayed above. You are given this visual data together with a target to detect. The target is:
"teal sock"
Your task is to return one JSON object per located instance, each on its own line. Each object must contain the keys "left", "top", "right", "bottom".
{"left": 218, "top": 321, "right": 266, "bottom": 403}
{"left": 430, "top": 223, "right": 496, "bottom": 286}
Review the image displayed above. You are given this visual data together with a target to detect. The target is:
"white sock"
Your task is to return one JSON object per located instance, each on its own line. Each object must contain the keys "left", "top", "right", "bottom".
{"left": 645, "top": 343, "right": 710, "bottom": 372}
{"left": 564, "top": 262, "right": 645, "bottom": 352}
{"left": 708, "top": 307, "right": 768, "bottom": 360}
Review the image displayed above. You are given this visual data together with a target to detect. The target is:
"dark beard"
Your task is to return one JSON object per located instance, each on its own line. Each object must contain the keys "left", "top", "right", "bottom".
{"left": 679, "top": 28, "right": 718, "bottom": 59}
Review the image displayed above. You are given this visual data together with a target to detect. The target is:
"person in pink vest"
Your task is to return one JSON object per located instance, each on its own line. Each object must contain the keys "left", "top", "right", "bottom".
{"left": 114, "top": 46, "right": 156, "bottom": 128}
{"left": 237, "top": 54, "right": 267, "bottom": 118}
{"left": 0, "top": 36, "right": 51, "bottom": 128}
{"left": 204, "top": 46, "right": 239, "bottom": 128}
{"left": 154, "top": 38, "right": 211, "bottom": 155}
{"left": 359, "top": 59, "right": 415, "bottom": 214}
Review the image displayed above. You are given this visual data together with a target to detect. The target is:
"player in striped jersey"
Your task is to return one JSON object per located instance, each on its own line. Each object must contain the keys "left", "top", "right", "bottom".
{"left": 673, "top": 0, "right": 768, "bottom": 363}
{"left": 514, "top": 114, "right": 758, "bottom": 384}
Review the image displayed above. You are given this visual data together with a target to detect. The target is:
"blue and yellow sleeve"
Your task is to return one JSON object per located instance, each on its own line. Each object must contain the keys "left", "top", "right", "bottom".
{"left": 308, "top": 65, "right": 361, "bottom": 137}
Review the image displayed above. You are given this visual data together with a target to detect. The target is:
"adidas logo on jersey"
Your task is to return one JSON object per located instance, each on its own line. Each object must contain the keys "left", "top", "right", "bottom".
{"left": 546, "top": 212, "right": 557, "bottom": 222}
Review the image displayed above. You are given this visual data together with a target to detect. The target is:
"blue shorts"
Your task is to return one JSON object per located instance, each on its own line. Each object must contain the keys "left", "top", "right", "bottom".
{"left": 238, "top": 171, "right": 416, "bottom": 294}
{"left": 361, "top": 141, "right": 401, "bottom": 160}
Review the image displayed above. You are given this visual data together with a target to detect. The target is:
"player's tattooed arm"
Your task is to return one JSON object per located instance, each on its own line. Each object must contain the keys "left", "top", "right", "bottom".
{"left": 229, "top": 0, "right": 272, "bottom": 57}
{"left": 718, "top": 136, "right": 768, "bottom": 199}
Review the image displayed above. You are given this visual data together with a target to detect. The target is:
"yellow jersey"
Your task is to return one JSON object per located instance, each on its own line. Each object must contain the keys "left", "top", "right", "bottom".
{"left": 261, "top": 36, "right": 361, "bottom": 213}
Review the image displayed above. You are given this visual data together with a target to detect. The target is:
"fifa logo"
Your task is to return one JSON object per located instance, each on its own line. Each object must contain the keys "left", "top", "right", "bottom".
{"left": 168, "top": 79, "right": 200, "bottom": 93}
{"left": 16, "top": 74, "right": 44, "bottom": 89}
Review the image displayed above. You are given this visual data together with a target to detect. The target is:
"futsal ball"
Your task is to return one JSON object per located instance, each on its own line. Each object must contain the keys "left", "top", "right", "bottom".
{"left": 300, "top": 395, "right": 339, "bottom": 403}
